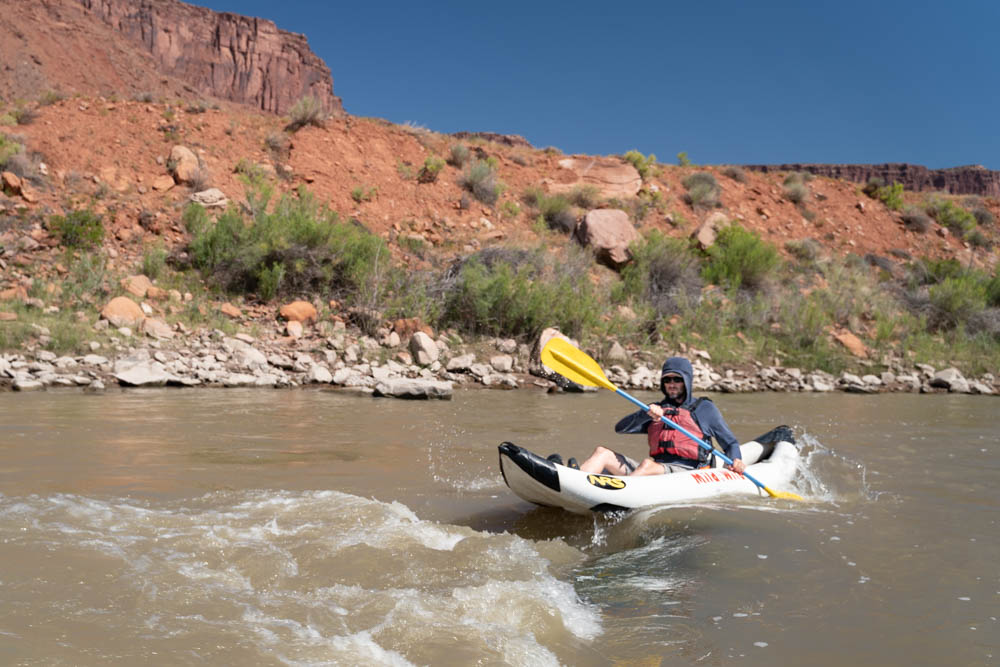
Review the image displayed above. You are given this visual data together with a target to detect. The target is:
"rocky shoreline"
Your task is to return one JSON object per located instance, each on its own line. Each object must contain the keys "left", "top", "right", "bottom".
{"left": 2, "top": 319, "right": 995, "bottom": 398}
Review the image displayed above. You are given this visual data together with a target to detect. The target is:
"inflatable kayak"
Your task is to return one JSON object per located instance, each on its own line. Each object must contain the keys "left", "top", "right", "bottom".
{"left": 498, "top": 426, "right": 800, "bottom": 514}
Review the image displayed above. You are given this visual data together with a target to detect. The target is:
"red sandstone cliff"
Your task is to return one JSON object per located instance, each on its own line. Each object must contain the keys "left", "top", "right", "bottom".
{"left": 0, "top": 0, "right": 339, "bottom": 115}
{"left": 746, "top": 163, "right": 1000, "bottom": 198}
{"left": 79, "top": 0, "right": 341, "bottom": 114}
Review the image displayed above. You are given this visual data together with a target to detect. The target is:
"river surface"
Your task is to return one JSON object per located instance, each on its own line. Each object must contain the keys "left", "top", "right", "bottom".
{"left": 0, "top": 386, "right": 996, "bottom": 665}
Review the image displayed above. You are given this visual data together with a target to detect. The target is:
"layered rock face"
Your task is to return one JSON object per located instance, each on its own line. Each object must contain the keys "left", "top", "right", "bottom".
{"left": 745, "top": 163, "right": 1000, "bottom": 197}
{"left": 79, "top": 0, "right": 342, "bottom": 114}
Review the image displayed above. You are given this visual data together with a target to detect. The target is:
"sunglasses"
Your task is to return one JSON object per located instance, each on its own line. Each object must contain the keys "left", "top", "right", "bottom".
{"left": 662, "top": 376, "right": 684, "bottom": 384}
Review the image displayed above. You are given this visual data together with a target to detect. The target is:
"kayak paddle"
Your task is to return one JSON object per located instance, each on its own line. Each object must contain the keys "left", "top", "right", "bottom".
{"left": 540, "top": 337, "right": 802, "bottom": 501}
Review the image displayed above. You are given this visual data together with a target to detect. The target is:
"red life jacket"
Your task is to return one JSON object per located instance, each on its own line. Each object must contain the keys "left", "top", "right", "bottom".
{"left": 648, "top": 400, "right": 708, "bottom": 462}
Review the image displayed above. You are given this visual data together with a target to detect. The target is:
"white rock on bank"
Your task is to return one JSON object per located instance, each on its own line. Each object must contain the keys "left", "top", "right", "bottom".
{"left": 374, "top": 378, "right": 453, "bottom": 400}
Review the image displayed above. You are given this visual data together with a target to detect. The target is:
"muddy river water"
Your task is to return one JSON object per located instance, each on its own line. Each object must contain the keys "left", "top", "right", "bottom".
{"left": 0, "top": 387, "right": 996, "bottom": 665}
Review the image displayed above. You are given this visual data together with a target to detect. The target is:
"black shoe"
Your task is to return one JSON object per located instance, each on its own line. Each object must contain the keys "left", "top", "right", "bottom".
{"left": 567, "top": 457, "right": 579, "bottom": 470}
{"left": 546, "top": 453, "right": 564, "bottom": 465}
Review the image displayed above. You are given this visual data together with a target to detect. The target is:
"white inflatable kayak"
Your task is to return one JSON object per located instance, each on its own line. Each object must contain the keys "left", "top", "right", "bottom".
{"left": 498, "top": 426, "right": 800, "bottom": 514}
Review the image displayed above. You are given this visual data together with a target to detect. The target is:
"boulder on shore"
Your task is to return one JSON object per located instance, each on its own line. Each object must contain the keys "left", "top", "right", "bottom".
{"left": 373, "top": 378, "right": 453, "bottom": 400}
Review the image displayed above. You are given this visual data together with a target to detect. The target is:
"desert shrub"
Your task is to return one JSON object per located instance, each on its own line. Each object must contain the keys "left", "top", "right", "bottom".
{"left": 187, "top": 187, "right": 397, "bottom": 304}
{"left": 785, "top": 238, "right": 822, "bottom": 262}
{"left": 524, "top": 187, "right": 575, "bottom": 232}
{"left": 448, "top": 144, "right": 470, "bottom": 168}
{"left": 784, "top": 172, "right": 814, "bottom": 187}
{"left": 12, "top": 108, "right": 38, "bottom": 125}
{"left": 901, "top": 206, "right": 932, "bottom": 233}
{"left": 59, "top": 251, "right": 110, "bottom": 304}
{"left": 623, "top": 150, "right": 659, "bottom": 180}
{"left": 234, "top": 158, "right": 270, "bottom": 182}
{"left": 0, "top": 134, "right": 22, "bottom": 167}
{"left": 351, "top": 185, "right": 377, "bottom": 203}
{"left": 702, "top": 224, "right": 781, "bottom": 291}
{"left": 417, "top": 155, "right": 446, "bottom": 183}
{"left": 567, "top": 185, "right": 601, "bottom": 209}
{"left": 460, "top": 160, "right": 503, "bottom": 205}
{"left": 966, "top": 228, "right": 991, "bottom": 249}
{"left": 439, "top": 247, "right": 599, "bottom": 339}
{"left": 676, "top": 152, "right": 692, "bottom": 167}
{"left": 970, "top": 206, "right": 995, "bottom": 227}
{"left": 142, "top": 243, "right": 168, "bottom": 280}
{"left": 721, "top": 165, "right": 746, "bottom": 182}
{"left": 928, "top": 276, "right": 988, "bottom": 329}
{"left": 1, "top": 151, "right": 40, "bottom": 183}
{"left": 878, "top": 182, "right": 904, "bottom": 210}
{"left": 187, "top": 166, "right": 212, "bottom": 192}
{"left": 616, "top": 229, "right": 702, "bottom": 316}
{"left": 783, "top": 181, "right": 809, "bottom": 204}
{"left": 499, "top": 200, "right": 521, "bottom": 219}
{"left": 284, "top": 96, "right": 324, "bottom": 132}
{"left": 987, "top": 273, "right": 1000, "bottom": 307}
{"left": 861, "top": 176, "right": 884, "bottom": 197}
{"left": 926, "top": 197, "right": 977, "bottom": 237}
{"left": 265, "top": 132, "right": 291, "bottom": 160}
{"left": 38, "top": 90, "right": 65, "bottom": 107}
{"left": 907, "top": 257, "right": 964, "bottom": 287}
{"left": 49, "top": 209, "right": 103, "bottom": 248}
{"left": 682, "top": 172, "right": 721, "bottom": 209}
{"left": 134, "top": 92, "right": 155, "bottom": 103}
{"left": 864, "top": 179, "right": 904, "bottom": 210}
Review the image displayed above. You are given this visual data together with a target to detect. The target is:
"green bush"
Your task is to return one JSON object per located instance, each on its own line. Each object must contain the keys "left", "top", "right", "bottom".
{"left": 524, "top": 187, "right": 575, "bottom": 232}
{"left": 987, "top": 273, "right": 1000, "bottom": 307}
{"left": 677, "top": 152, "right": 692, "bottom": 167}
{"left": 499, "top": 200, "right": 521, "bottom": 220}
{"left": 785, "top": 238, "right": 822, "bottom": 262}
{"left": 417, "top": 155, "right": 446, "bottom": 183}
{"left": 908, "top": 257, "right": 964, "bottom": 286}
{"left": 616, "top": 230, "right": 702, "bottom": 316}
{"left": 49, "top": 209, "right": 103, "bottom": 248}
{"left": 929, "top": 276, "right": 988, "bottom": 329}
{"left": 966, "top": 228, "right": 991, "bottom": 248}
{"left": 623, "top": 150, "right": 659, "bottom": 180}
{"left": 926, "top": 197, "right": 977, "bottom": 237}
{"left": 865, "top": 179, "right": 904, "bottom": 210}
{"left": 460, "top": 160, "right": 503, "bottom": 205}
{"left": 971, "top": 206, "right": 995, "bottom": 227}
{"left": 877, "top": 182, "right": 904, "bottom": 210}
{"left": 142, "top": 243, "right": 168, "bottom": 280}
{"left": 702, "top": 224, "right": 781, "bottom": 291}
{"left": 285, "top": 96, "right": 325, "bottom": 132}
{"left": 440, "top": 248, "right": 599, "bottom": 339}
{"left": 0, "top": 134, "right": 22, "bottom": 167}
{"left": 187, "top": 186, "right": 394, "bottom": 303}
{"left": 60, "top": 251, "right": 110, "bottom": 303}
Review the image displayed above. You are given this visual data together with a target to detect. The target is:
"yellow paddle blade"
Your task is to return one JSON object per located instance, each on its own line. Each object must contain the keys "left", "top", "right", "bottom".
{"left": 764, "top": 486, "right": 804, "bottom": 501}
{"left": 540, "top": 337, "right": 616, "bottom": 391}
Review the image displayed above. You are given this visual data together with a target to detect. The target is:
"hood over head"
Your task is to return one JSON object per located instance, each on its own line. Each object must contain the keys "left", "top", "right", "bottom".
{"left": 660, "top": 356, "right": 693, "bottom": 404}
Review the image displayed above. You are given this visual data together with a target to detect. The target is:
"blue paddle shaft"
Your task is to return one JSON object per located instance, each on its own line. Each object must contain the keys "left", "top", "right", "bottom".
{"left": 614, "top": 388, "right": 771, "bottom": 493}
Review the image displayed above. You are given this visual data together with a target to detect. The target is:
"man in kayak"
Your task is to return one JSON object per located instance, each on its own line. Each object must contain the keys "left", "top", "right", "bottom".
{"left": 575, "top": 356, "right": 746, "bottom": 476}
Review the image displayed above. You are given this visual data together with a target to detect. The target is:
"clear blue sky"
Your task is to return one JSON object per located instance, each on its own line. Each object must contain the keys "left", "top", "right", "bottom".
{"left": 194, "top": 1, "right": 999, "bottom": 169}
